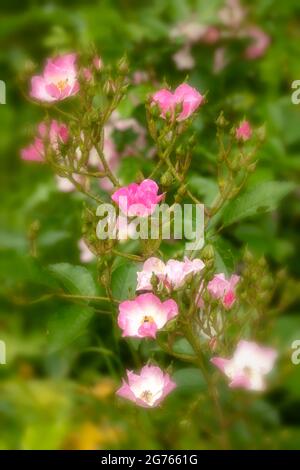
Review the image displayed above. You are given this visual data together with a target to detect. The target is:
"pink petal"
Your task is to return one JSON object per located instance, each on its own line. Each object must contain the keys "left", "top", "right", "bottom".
{"left": 211, "top": 357, "right": 230, "bottom": 373}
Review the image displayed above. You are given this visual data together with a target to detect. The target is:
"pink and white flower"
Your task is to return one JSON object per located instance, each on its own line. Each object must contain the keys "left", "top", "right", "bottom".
{"left": 152, "top": 83, "right": 204, "bottom": 121}
{"left": 111, "top": 179, "right": 164, "bottom": 217}
{"left": 207, "top": 273, "right": 240, "bottom": 309}
{"left": 172, "top": 46, "right": 195, "bottom": 70}
{"left": 211, "top": 340, "right": 277, "bottom": 391}
{"left": 219, "top": 0, "right": 247, "bottom": 30}
{"left": 30, "top": 53, "right": 79, "bottom": 102}
{"left": 236, "top": 120, "right": 252, "bottom": 141}
{"left": 170, "top": 21, "right": 208, "bottom": 43}
{"left": 116, "top": 365, "right": 176, "bottom": 408}
{"left": 21, "top": 120, "right": 69, "bottom": 162}
{"left": 137, "top": 257, "right": 205, "bottom": 292}
{"left": 118, "top": 293, "right": 178, "bottom": 339}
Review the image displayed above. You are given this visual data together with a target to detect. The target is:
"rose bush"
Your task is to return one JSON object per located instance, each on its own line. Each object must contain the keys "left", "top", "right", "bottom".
{"left": 1, "top": 0, "right": 300, "bottom": 451}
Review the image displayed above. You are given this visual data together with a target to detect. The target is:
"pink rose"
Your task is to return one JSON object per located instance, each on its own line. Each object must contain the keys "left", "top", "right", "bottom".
{"left": 118, "top": 292, "right": 178, "bottom": 339}
{"left": 152, "top": 83, "right": 204, "bottom": 121}
{"left": 137, "top": 257, "right": 168, "bottom": 291}
{"left": 236, "top": 120, "right": 252, "bottom": 141}
{"left": 21, "top": 120, "right": 69, "bottom": 162}
{"left": 111, "top": 179, "right": 164, "bottom": 217}
{"left": 30, "top": 53, "right": 79, "bottom": 102}
{"left": 137, "top": 256, "right": 205, "bottom": 292}
{"left": 211, "top": 340, "right": 277, "bottom": 391}
{"left": 207, "top": 273, "right": 239, "bottom": 309}
{"left": 116, "top": 365, "right": 176, "bottom": 408}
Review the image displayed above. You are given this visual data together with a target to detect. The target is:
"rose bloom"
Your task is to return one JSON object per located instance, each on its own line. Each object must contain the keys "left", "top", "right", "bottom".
{"left": 21, "top": 120, "right": 69, "bottom": 162}
{"left": 30, "top": 53, "right": 79, "bottom": 102}
{"left": 118, "top": 292, "right": 178, "bottom": 339}
{"left": 235, "top": 120, "right": 252, "bottom": 141}
{"left": 137, "top": 256, "right": 205, "bottom": 292}
{"left": 152, "top": 83, "right": 204, "bottom": 121}
{"left": 211, "top": 340, "right": 277, "bottom": 391}
{"left": 116, "top": 365, "right": 176, "bottom": 408}
{"left": 111, "top": 179, "right": 164, "bottom": 217}
{"left": 207, "top": 273, "right": 240, "bottom": 309}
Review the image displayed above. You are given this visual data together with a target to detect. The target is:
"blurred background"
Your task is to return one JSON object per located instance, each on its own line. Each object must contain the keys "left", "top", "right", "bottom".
{"left": 1, "top": 0, "right": 300, "bottom": 449}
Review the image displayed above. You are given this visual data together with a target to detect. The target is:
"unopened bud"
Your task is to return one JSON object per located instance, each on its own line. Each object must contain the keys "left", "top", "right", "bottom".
{"left": 256, "top": 124, "right": 266, "bottom": 142}
{"left": 201, "top": 244, "right": 215, "bottom": 265}
{"left": 244, "top": 248, "right": 253, "bottom": 263}
{"left": 216, "top": 111, "right": 228, "bottom": 128}
{"left": 165, "top": 110, "right": 172, "bottom": 121}
{"left": 247, "top": 161, "right": 257, "bottom": 172}
{"left": 188, "top": 134, "right": 197, "bottom": 148}
{"left": 258, "top": 256, "right": 267, "bottom": 268}
{"left": 103, "top": 79, "right": 116, "bottom": 96}
{"left": 117, "top": 56, "right": 129, "bottom": 75}
{"left": 93, "top": 55, "right": 103, "bottom": 71}
{"left": 175, "top": 145, "right": 183, "bottom": 157}
{"left": 150, "top": 102, "right": 160, "bottom": 118}
{"left": 160, "top": 171, "right": 173, "bottom": 187}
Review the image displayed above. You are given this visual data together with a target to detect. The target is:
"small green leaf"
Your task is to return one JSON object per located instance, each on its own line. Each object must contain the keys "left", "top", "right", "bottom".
{"left": 188, "top": 175, "right": 219, "bottom": 205}
{"left": 221, "top": 181, "right": 295, "bottom": 227}
{"left": 111, "top": 262, "right": 138, "bottom": 301}
{"left": 47, "top": 304, "right": 94, "bottom": 352}
{"left": 173, "top": 368, "right": 205, "bottom": 392}
{"left": 48, "top": 263, "right": 97, "bottom": 298}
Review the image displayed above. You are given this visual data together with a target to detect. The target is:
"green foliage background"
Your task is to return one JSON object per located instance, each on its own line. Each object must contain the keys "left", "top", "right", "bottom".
{"left": 1, "top": 0, "right": 300, "bottom": 449}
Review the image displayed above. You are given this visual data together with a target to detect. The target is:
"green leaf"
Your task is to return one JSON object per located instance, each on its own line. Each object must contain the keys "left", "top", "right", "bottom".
{"left": 221, "top": 181, "right": 295, "bottom": 227}
{"left": 48, "top": 263, "right": 97, "bottom": 298}
{"left": 111, "top": 262, "right": 138, "bottom": 301}
{"left": 173, "top": 338, "right": 195, "bottom": 356}
{"left": 173, "top": 368, "right": 206, "bottom": 392}
{"left": 47, "top": 304, "right": 94, "bottom": 352}
{"left": 188, "top": 175, "right": 219, "bottom": 205}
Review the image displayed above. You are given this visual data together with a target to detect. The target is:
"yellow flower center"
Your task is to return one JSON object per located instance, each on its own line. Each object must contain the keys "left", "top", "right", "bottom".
{"left": 56, "top": 79, "right": 69, "bottom": 91}
{"left": 143, "top": 315, "right": 154, "bottom": 324}
{"left": 140, "top": 390, "right": 153, "bottom": 404}
{"left": 243, "top": 366, "right": 253, "bottom": 378}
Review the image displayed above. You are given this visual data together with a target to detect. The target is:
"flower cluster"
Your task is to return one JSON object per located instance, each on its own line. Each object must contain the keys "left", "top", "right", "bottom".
{"left": 21, "top": 51, "right": 277, "bottom": 415}
{"left": 170, "top": 0, "right": 271, "bottom": 73}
